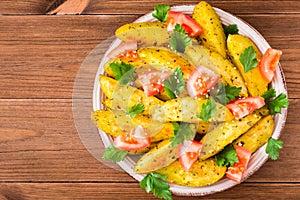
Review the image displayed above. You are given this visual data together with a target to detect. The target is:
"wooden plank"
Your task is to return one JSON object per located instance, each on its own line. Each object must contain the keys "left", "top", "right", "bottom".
{"left": 83, "top": 0, "right": 300, "bottom": 15}
{"left": 0, "top": 15, "right": 299, "bottom": 99}
{"left": 0, "top": 183, "right": 299, "bottom": 199}
{"left": 0, "top": 0, "right": 53, "bottom": 14}
{"left": 0, "top": 99, "right": 298, "bottom": 182}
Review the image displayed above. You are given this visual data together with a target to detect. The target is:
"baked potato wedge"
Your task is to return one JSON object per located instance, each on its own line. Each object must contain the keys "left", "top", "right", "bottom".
{"left": 99, "top": 75, "right": 163, "bottom": 115}
{"left": 91, "top": 110, "right": 174, "bottom": 142}
{"left": 192, "top": 1, "right": 227, "bottom": 58}
{"left": 233, "top": 115, "right": 274, "bottom": 153}
{"left": 200, "top": 111, "right": 263, "bottom": 160}
{"left": 155, "top": 158, "right": 226, "bottom": 187}
{"left": 134, "top": 139, "right": 179, "bottom": 174}
{"left": 185, "top": 45, "right": 248, "bottom": 97}
{"left": 116, "top": 22, "right": 169, "bottom": 46}
{"left": 227, "top": 34, "right": 268, "bottom": 96}
{"left": 151, "top": 97, "right": 234, "bottom": 123}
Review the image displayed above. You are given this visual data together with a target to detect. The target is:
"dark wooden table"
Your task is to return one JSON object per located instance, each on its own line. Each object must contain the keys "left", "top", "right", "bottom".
{"left": 0, "top": 0, "right": 299, "bottom": 199}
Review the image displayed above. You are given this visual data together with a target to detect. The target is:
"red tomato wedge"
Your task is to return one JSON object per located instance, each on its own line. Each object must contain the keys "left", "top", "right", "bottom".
{"left": 138, "top": 70, "right": 171, "bottom": 96}
{"left": 258, "top": 48, "right": 282, "bottom": 82}
{"left": 106, "top": 41, "right": 138, "bottom": 59}
{"left": 114, "top": 126, "right": 150, "bottom": 151}
{"left": 226, "top": 146, "right": 252, "bottom": 183}
{"left": 187, "top": 66, "right": 220, "bottom": 98}
{"left": 166, "top": 11, "right": 202, "bottom": 37}
{"left": 178, "top": 140, "right": 203, "bottom": 172}
{"left": 226, "top": 97, "right": 265, "bottom": 119}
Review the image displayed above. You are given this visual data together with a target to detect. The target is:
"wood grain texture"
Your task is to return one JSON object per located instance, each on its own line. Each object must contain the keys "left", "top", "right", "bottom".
{"left": 83, "top": 0, "right": 300, "bottom": 15}
{"left": 0, "top": 15, "right": 299, "bottom": 99}
{"left": 0, "top": 99, "right": 299, "bottom": 182}
{"left": 0, "top": 183, "right": 299, "bottom": 200}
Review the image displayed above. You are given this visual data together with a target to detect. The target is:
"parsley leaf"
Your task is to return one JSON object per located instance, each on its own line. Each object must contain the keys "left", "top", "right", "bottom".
{"left": 170, "top": 122, "right": 195, "bottom": 147}
{"left": 268, "top": 93, "right": 289, "bottom": 114}
{"left": 109, "top": 61, "right": 135, "bottom": 85}
{"left": 102, "top": 145, "right": 128, "bottom": 162}
{"left": 152, "top": 4, "right": 170, "bottom": 22}
{"left": 240, "top": 46, "right": 258, "bottom": 73}
{"left": 163, "top": 67, "right": 185, "bottom": 99}
{"left": 169, "top": 24, "right": 192, "bottom": 53}
{"left": 266, "top": 138, "right": 283, "bottom": 160}
{"left": 126, "top": 103, "right": 145, "bottom": 118}
{"left": 215, "top": 145, "right": 238, "bottom": 167}
{"left": 225, "top": 85, "right": 242, "bottom": 103}
{"left": 140, "top": 172, "right": 172, "bottom": 200}
{"left": 197, "top": 97, "right": 217, "bottom": 122}
{"left": 262, "top": 88, "right": 276, "bottom": 100}
{"left": 262, "top": 89, "right": 289, "bottom": 115}
{"left": 209, "top": 82, "right": 226, "bottom": 104}
{"left": 224, "top": 24, "right": 239, "bottom": 37}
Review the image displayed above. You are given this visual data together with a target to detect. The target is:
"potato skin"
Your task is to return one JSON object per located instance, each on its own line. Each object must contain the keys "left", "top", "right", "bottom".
{"left": 99, "top": 75, "right": 163, "bottom": 115}
{"left": 192, "top": 1, "right": 227, "bottom": 58}
{"left": 185, "top": 45, "right": 248, "bottom": 97}
{"left": 234, "top": 115, "right": 274, "bottom": 153}
{"left": 116, "top": 22, "right": 169, "bottom": 46}
{"left": 151, "top": 97, "right": 234, "bottom": 123}
{"left": 227, "top": 34, "right": 268, "bottom": 96}
{"left": 200, "top": 112, "right": 262, "bottom": 160}
{"left": 91, "top": 110, "right": 174, "bottom": 142}
{"left": 134, "top": 140, "right": 178, "bottom": 174}
{"left": 155, "top": 158, "right": 226, "bottom": 187}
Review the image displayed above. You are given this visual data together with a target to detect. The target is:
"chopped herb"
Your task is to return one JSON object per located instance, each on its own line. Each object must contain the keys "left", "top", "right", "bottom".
{"left": 224, "top": 24, "right": 239, "bottom": 37}
{"left": 152, "top": 4, "right": 170, "bottom": 22}
{"left": 169, "top": 24, "right": 192, "bottom": 53}
{"left": 109, "top": 61, "right": 135, "bottom": 85}
{"left": 140, "top": 172, "right": 172, "bottom": 200}
{"left": 126, "top": 103, "right": 145, "bottom": 118}
{"left": 262, "top": 89, "right": 289, "bottom": 115}
{"left": 210, "top": 83, "right": 241, "bottom": 104}
{"left": 215, "top": 145, "right": 238, "bottom": 167}
{"left": 163, "top": 67, "right": 185, "bottom": 99}
{"left": 170, "top": 122, "right": 195, "bottom": 147}
{"left": 240, "top": 46, "right": 258, "bottom": 73}
{"left": 102, "top": 145, "right": 128, "bottom": 162}
{"left": 266, "top": 138, "right": 283, "bottom": 160}
{"left": 225, "top": 85, "right": 242, "bottom": 103}
{"left": 197, "top": 97, "right": 217, "bottom": 122}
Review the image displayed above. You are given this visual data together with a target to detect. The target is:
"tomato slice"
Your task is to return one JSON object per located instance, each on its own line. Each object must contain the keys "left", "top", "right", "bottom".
{"left": 114, "top": 126, "right": 150, "bottom": 151}
{"left": 137, "top": 70, "right": 171, "bottom": 96}
{"left": 258, "top": 48, "right": 282, "bottom": 82}
{"left": 107, "top": 41, "right": 138, "bottom": 59}
{"left": 166, "top": 11, "right": 202, "bottom": 37}
{"left": 226, "top": 146, "right": 252, "bottom": 183}
{"left": 178, "top": 140, "right": 203, "bottom": 172}
{"left": 226, "top": 97, "right": 265, "bottom": 119}
{"left": 187, "top": 66, "right": 220, "bottom": 98}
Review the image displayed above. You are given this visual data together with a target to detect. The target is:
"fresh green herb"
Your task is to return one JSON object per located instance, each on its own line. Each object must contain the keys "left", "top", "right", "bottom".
{"left": 240, "top": 46, "right": 258, "bottom": 73}
{"left": 266, "top": 138, "right": 283, "bottom": 160}
{"left": 152, "top": 4, "right": 170, "bottom": 22}
{"left": 169, "top": 24, "right": 192, "bottom": 53}
{"left": 225, "top": 85, "right": 242, "bottom": 103}
{"left": 170, "top": 122, "right": 195, "bottom": 147}
{"left": 126, "top": 103, "right": 145, "bottom": 118}
{"left": 209, "top": 82, "right": 226, "bottom": 104}
{"left": 102, "top": 145, "right": 128, "bottom": 162}
{"left": 262, "top": 89, "right": 289, "bottom": 115}
{"left": 163, "top": 67, "right": 185, "bottom": 99}
{"left": 197, "top": 97, "right": 217, "bottom": 122}
{"left": 224, "top": 24, "right": 239, "bottom": 37}
{"left": 262, "top": 88, "right": 276, "bottom": 100}
{"left": 140, "top": 172, "right": 172, "bottom": 200}
{"left": 215, "top": 145, "right": 238, "bottom": 167}
{"left": 109, "top": 61, "right": 135, "bottom": 85}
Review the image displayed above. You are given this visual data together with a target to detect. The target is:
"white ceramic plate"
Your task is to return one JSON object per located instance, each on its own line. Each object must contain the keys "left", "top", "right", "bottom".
{"left": 92, "top": 5, "right": 288, "bottom": 196}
